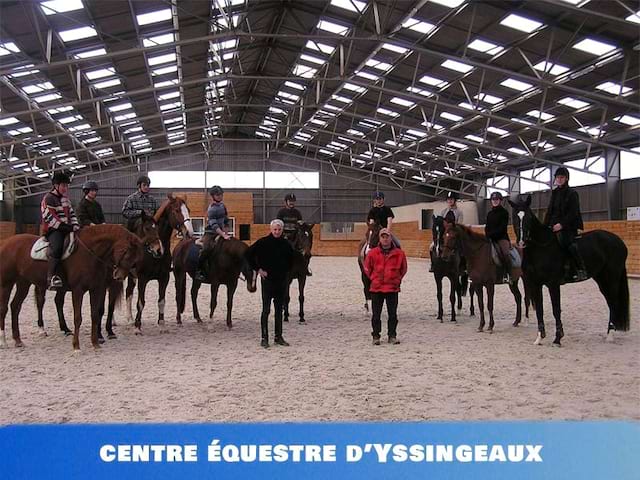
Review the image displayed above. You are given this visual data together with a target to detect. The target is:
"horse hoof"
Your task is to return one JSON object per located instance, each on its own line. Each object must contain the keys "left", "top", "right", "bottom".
{"left": 98, "top": 338, "right": 105, "bottom": 345}
{"left": 450, "top": 319, "right": 457, "bottom": 323}
{"left": 38, "top": 328, "right": 48, "bottom": 337}
{"left": 134, "top": 329, "right": 143, "bottom": 336}
{"left": 534, "top": 333, "right": 543, "bottom": 345}
{"left": 299, "top": 320, "right": 306, "bottom": 325}
{"left": 15, "top": 341, "right": 24, "bottom": 348}
{"left": 477, "top": 328, "right": 483, "bottom": 333}
{"left": 93, "top": 343, "right": 102, "bottom": 349}
{"left": 284, "top": 318, "right": 289, "bottom": 323}
{"left": 488, "top": 329, "right": 494, "bottom": 334}
{"left": 552, "top": 340, "right": 562, "bottom": 347}
{"left": 512, "top": 321, "right": 520, "bottom": 327}
{"left": 107, "top": 334, "right": 117, "bottom": 340}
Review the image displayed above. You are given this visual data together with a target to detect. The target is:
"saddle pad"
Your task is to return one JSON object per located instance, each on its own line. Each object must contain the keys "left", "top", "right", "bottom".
{"left": 490, "top": 243, "right": 522, "bottom": 268}
{"left": 30, "top": 233, "right": 76, "bottom": 261}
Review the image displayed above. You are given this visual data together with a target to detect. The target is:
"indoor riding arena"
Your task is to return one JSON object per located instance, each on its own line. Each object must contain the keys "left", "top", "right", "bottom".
{"left": 0, "top": 0, "right": 638, "bottom": 426}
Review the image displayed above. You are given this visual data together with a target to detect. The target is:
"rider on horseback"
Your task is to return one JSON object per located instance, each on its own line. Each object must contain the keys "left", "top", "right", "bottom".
{"left": 277, "top": 193, "right": 312, "bottom": 276}
{"left": 122, "top": 175, "right": 159, "bottom": 230}
{"left": 41, "top": 171, "right": 80, "bottom": 290}
{"left": 485, "top": 191, "right": 512, "bottom": 283}
{"left": 366, "top": 191, "right": 401, "bottom": 248}
{"left": 430, "top": 191, "right": 463, "bottom": 272}
{"left": 544, "top": 166, "right": 588, "bottom": 282}
{"left": 77, "top": 180, "right": 105, "bottom": 227}
{"left": 195, "top": 185, "right": 231, "bottom": 282}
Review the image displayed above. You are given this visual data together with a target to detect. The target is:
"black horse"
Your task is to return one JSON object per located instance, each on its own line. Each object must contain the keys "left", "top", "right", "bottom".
{"left": 283, "top": 223, "right": 314, "bottom": 324}
{"left": 509, "top": 195, "right": 630, "bottom": 346}
{"left": 172, "top": 237, "right": 257, "bottom": 328}
{"left": 357, "top": 221, "right": 381, "bottom": 312}
{"left": 431, "top": 215, "right": 468, "bottom": 322}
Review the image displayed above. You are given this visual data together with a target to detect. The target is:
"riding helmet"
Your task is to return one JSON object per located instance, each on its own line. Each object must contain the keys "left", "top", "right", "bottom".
{"left": 373, "top": 191, "right": 385, "bottom": 199}
{"left": 136, "top": 174, "right": 151, "bottom": 186}
{"left": 209, "top": 185, "right": 224, "bottom": 196}
{"left": 554, "top": 166, "right": 570, "bottom": 179}
{"left": 490, "top": 191, "right": 503, "bottom": 200}
{"left": 51, "top": 171, "right": 71, "bottom": 185}
{"left": 284, "top": 193, "right": 297, "bottom": 202}
{"left": 446, "top": 191, "right": 459, "bottom": 201}
{"left": 82, "top": 180, "right": 99, "bottom": 192}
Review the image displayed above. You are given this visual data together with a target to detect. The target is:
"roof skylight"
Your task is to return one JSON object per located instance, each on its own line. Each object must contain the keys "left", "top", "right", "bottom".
{"left": 573, "top": 38, "right": 617, "bottom": 56}
{"left": 526, "top": 110, "right": 555, "bottom": 121}
{"left": 136, "top": 9, "right": 172, "bottom": 26}
{"left": 143, "top": 33, "right": 175, "bottom": 47}
{"left": 390, "top": 97, "right": 415, "bottom": 108}
{"left": 93, "top": 78, "right": 121, "bottom": 89}
{"left": 402, "top": 18, "right": 436, "bottom": 34}
{"left": 148, "top": 52, "right": 176, "bottom": 66}
{"left": 500, "top": 78, "right": 533, "bottom": 91}
{"left": 40, "top": 0, "right": 84, "bottom": 15}
{"left": 557, "top": 97, "right": 590, "bottom": 109}
{"left": 474, "top": 93, "right": 502, "bottom": 104}
{"left": 73, "top": 47, "right": 106, "bottom": 59}
{"left": 330, "top": 0, "right": 366, "bottom": 13}
{"left": 85, "top": 67, "right": 115, "bottom": 80}
{"left": 440, "top": 112, "right": 463, "bottom": 122}
{"left": 58, "top": 26, "right": 97, "bottom": 43}
{"left": 305, "top": 41, "right": 335, "bottom": 55}
{"left": 500, "top": 13, "right": 543, "bottom": 33}
{"left": 381, "top": 43, "right": 409, "bottom": 54}
{"left": 419, "top": 75, "right": 447, "bottom": 88}
{"left": 595, "top": 81, "right": 632, "bottom": 96}
{"left": 468, "top": 38, "right": 504, "bottom": 55}
{"left": 317, "top": 19, "right": 349, "bottom": 36}
{"left": 441, "top": 59, "right": 473, "bottom": 73}
{"left": 613, "top": 115, "right": 640, "bottom": 126}
{"left": 533, "top": 61, "right": 569, "bottom": 76}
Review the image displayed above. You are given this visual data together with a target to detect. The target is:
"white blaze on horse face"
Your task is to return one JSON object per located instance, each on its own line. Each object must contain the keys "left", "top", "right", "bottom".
{"left": 181, "top": 204, "right": 194, "bottom": 237}
{"left": 435, "top": 225, "right": 441, "bottom": 256}
{"left": 517, "top": 211, "right": 525, "bottom": 245}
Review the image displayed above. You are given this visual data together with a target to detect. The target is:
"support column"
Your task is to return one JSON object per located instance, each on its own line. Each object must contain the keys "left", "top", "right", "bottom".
{"left": 605, "top": 148, "right": 622, "bottom": 220}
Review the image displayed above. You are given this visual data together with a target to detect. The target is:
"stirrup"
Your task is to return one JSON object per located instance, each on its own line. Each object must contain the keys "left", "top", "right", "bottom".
{"left": 48, "top": 275, "right": 63, "bottom": 290}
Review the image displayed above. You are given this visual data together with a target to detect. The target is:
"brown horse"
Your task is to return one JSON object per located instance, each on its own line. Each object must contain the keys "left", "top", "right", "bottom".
{"left": 172, "top": 237, "right": 257, "bottom": 328}
{"left": 357, "top": 221, "right": 382, "bottom": 312}
{"left": 125, "top": 193, "right": 194, "bottom": 332}
{"left": 0, "top": 224, "right": 143, "bottom": 350}
{"left": 47, "top": 212, "right": 163, "bottom": 340}
{"left": 284, "top": 222, "right": 314, "bottom": 324}
{"left": 443, "top": 224, "right": 524, "bottom": 333}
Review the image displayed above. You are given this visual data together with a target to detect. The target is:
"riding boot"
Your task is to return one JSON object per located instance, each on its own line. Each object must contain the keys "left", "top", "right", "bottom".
{"left": 194, "top": 250, "right": 209, "bottom": 282}
{"left": 568, "top": 243, "right": 588, "bottom": 282}
{"left": 47, "top": 257, "right": 63, "bottom": 290}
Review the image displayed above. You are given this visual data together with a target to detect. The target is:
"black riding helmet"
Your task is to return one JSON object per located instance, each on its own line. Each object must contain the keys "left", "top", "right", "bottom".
{"left": 554, "top": 166, "right": 570, "bottom": 179}
{"left": 51, "top": 171, "right": 71, "bottom": 185}
{"left": 209, "top": 185, "right": 224, "bottom": 196}
{"left": 284, "top": 193, "right": 296, "bottom": 202}
{"left": 446, "top": 191, "right": 459, "bottom": 201}
{"left": 490, "top": 191, "right": 503, "bottom": 200}
{"left": 373, "top": 191, "right": 384, "bottom": 199}
{"left": 137, "top": 174, "right": 151, "bottom": 186}
{"left": 82, "top": 180, "right": 99, "bottom": 193}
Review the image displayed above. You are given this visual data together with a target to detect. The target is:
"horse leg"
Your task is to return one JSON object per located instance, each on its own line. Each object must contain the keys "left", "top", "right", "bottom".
{"left": 448, "top": 276, "right": 457, "bottom": 323}
{"left": 35, "top": 286, "right": 47, "bottom": 337}
{"left": 125, "top": 275, "right": 136, "bottom": 324}
{"left": 509, "top": 280, "right": 523, "bottom": 327}
{"left": 71, "top": 288, "right": 84, "bottom": 351}
{"left": 209, "top": 282, "right": 220, "bottom": 321}
{"left": 549, "top": 284, "right": 564, "bottom": 346}
{"left": 225, "top": 280, "right": 237, "bottom": 329}
{"left": 469, "top": 283, "right": 475, "bottom": 316}
{"left": 298, "top": 274, "right": 306, "bottom": 324}
{"left": 89, "top": 288, "right": 106, "bottom": 348}
{"left": 53, "top": 288, "right": 72, "bottom": 335}
{"left": 133, "top": 279, "right": 148, "bottom": 334}
{"left": 191, "top": 279, "right": 202, "bottom": 323}
{"left": 0, "top": 283, "right": 13, "bottom": 348}
{"left": 532, "top": 283, "right": 546, "bottom": 345}
{"left": 105, "top": 283, "right": 119, "bottom": 339}
{"left": 283, "top": 278, "right": 291, "bottom": 323}
{"left": 361, "top": 269, "right": 371, "bottom": 313}
{"left": 487, "top": 284, "right": 495, "bottom": 333}
{"left": 157, "top": 274, "right": 169, "bottom": 331}
{"left": 435, "top": 274, "right": 444, "bottom": 322}
{"left": 456, "top": 275, "right": 463, "bottom": 310}
{"left": 10, "top": 281, "right": 30, "bottom": 347}
{"left": 476, "top": 285, "right": 485, "bottom": 332}
{"left": 593, "top": 274, "right": 620, "bottom": 342}
{"left": 175, "top": 270, "right": 186, "bottom": 325}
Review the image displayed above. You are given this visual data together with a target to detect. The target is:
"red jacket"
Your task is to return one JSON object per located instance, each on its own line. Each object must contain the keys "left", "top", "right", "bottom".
{"left": 363, "top": 246, "right": 408, "bottom": 293}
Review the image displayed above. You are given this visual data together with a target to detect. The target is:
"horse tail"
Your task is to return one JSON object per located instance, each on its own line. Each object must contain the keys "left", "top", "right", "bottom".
{"left": 615, "top": 267, "right": 630, "bottom": 331}
{"left": 111, "top": 281, "right": 124, "bottom": 309}
{"left": 460, "top": 272, "right": 468, "bottom": 297}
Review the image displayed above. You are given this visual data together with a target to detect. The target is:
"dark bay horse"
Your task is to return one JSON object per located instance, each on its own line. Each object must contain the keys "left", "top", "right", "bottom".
{"left": 357, "top": 221, "right": 381, "bottom": 312}
{"left": 47, "top": 212, "right": 163, "bottom": 340}
{"left": 431, "top": 216, "right": 468, "bottom": 322}
{"left": 443, "top": 224, "right": 524, "bottom": 333}
{"left": 126, "top": 194, "right": 194, "bottom": 333}
{"left": 509, "top": 195, "right": 629, "bottom": 346}
{"left": 0, "top": 225, "right": 143, "bottom": 350}
{"left": 284, "top": 222, "right": 314, "bottom": 324}
{"left": 172, "top": 237, "right": 257, "bottom": 328}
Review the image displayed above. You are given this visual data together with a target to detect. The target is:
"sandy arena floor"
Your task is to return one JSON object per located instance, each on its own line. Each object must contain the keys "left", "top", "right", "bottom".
{"left": 0, "top": 256, "right": 638, "bottom": 423}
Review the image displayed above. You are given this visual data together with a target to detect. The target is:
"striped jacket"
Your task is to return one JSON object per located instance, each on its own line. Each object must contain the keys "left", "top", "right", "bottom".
{"left": 41, "top": 189, "right": 79, "bottom": 235}
{"left": 122, "top": 191, "right": 159, "bottom": 219}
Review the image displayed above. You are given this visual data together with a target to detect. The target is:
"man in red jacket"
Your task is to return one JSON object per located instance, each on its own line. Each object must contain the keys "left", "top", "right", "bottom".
{"left": 363, "top": 228, "right": 408, "bottom": 345}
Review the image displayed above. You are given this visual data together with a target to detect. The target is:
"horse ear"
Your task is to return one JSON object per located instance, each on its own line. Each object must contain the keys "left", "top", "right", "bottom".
{"left": 507, "top": 199, "right": 516, "bottom": 208}
{"left": 167, "top": 193, "right": 175, "bottom": 202}
{"left": 525, "top": 194, "right": 532, "bottom": 208}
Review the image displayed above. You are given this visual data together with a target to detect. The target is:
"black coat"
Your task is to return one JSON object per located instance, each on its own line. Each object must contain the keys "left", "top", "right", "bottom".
{"left": 544, "top": 185, "right": 584, "bottom": 234}
{"left": 76, "top": 197, "right": 105, "bottom": 226}
{"left": 485, "top": 205, "right": 510, "bottom": 242}
{"left": 366, "top": 206, "right": 394, "bottom": 228}
{"left": 246, "top": 234, "right": 294, "bottom": 283}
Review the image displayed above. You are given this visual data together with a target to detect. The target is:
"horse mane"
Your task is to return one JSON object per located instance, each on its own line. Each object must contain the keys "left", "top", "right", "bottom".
{"left": 153, "top": 197, "right": 172, "bottom": 222}
{"left": 456, "top": 224, "right": 488, "bottom": 243}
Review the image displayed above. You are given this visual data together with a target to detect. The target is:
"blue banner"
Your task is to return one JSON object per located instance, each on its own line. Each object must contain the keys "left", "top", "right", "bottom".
{"left": 1, "top": 422, "right": 638, "bottom": 479}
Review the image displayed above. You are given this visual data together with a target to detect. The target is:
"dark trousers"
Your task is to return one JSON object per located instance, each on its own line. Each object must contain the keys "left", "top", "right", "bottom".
{"left": 260, "top": 277, "right": 287, "bottom": 340}
{"left": 371, "top": 292, "right": 399, "bottom": 339}
{"left": 46, "top": 230, "right": 65, "bottom": 259}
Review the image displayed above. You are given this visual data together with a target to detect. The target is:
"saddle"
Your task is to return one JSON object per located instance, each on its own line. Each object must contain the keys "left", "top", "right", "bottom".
{"left": 30, "top": 233, "right": 77, "bottom": 261}
{"left": 490, "top": 243, "right": 521, "bottom": 268}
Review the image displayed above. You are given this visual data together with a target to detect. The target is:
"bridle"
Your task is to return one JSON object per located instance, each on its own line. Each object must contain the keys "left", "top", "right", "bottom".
{"left": 75, "top": 235, "right": 132, "bottom": 276}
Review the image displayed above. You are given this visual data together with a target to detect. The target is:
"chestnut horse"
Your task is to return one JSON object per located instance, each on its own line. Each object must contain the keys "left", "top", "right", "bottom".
{"left": 45, "top": 212, "right": 163, "bottom": 340}
{"left": 443, "top": 224, "right": 524, "bottom": 333}
{"left": 125, "top": 194, "right": 194, "bottom": 332}
{"left": 284, "top": 222, "right": 314, "bottom": 324}
{"left": 172, "top": 237, "right": 257, "bottom": 328}
{"left": 0, "top": 224, "right": 143, "bottom": 350}
{"left": 357, "top": 221, "right": 382, "bottom": 312}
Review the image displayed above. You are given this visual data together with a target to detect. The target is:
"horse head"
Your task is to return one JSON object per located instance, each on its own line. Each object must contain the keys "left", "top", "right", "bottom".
{"left": 113, "top": 232, "right": 145, "bottom": 282}
{"left": 441, "top": 223, "right": 462, "bottom": 261}
{"left": 241, "top": 257, "right": 258, "bottom": 293}
{"left": 508, "top": 194, "right": 533, "bottom": 248}
{"left": 432, "top": 215, "right": 445, "bottom": 257}
{"left": 293, "top": 222, "right": 314, "bottom": 258}
{"left": 155, "top": 193, "right": 194, "bottom": 239}
{"left": 365, "top": 220, "right": 381, "bottom": 251}
{"left": 133, "top": 212, "right": 163, "bottom": 258}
